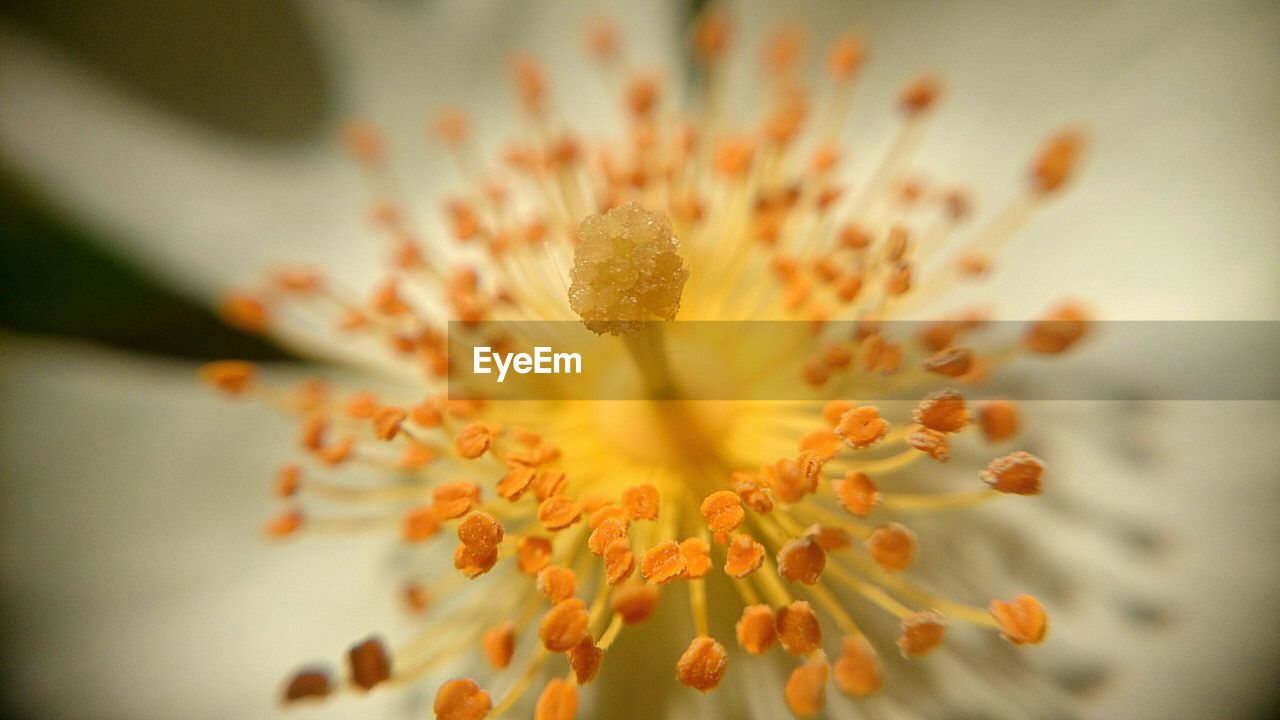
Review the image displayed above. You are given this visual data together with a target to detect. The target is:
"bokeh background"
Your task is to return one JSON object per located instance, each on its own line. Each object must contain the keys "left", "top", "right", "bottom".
{"left": 1, "top": 1, "right": 1278, "bottom": 718}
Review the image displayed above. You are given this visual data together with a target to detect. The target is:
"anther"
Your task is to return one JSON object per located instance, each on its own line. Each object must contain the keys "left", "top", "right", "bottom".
{"left": 978, "top": 400, "right": 1020, "bottom": 443}
{"left": 833, "top": 636, "right": 883, "bottom": 697}
{"left": 482, "top": 623, "right": 516, "bottom": 669}
{"left": 348, "top": 636, "right": 391, "bottom": 691}
{"left": 981, "top": 451, "right": 1044, "bottom": 495}
{"left": 724, "top": 534, "right": 766, "bottom": 578}
{"left": 897, "top": 611, "right": 946, "bottom": 657}
{"left": 835, "top": 406, "right": 889, "bottom": 449}
{"left": 777, "top": 600, "right": 822, "bottom": 656}
{"left": 785, "top": 657, "right": 829, "bottom": 718}
{"left": 990, "top": 594, "right": 1048, "bottom": 645}
{"left": 433, "top": 678, "right": 490, "bottom": 720}
{"left": 736, "top": 605, "right": 777, "bottom": 654}
{"left": 200, "top": 360, "right": 257, "bottom": 395}
{"left": 676, "top": 636, "right": 728, "bottom": 691}
{"left": 867, "top": 522, "right": 917, "bottom": 572}
{"left": 777, "top": 536, "right": 826, "bottom": 585}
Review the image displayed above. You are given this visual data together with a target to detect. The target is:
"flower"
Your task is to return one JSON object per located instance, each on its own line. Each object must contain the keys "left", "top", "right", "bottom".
{"left": 2, "top": 1, "right": 1280, "bottom": 717}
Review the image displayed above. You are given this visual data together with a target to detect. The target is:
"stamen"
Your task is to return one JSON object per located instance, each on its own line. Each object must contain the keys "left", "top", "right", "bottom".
{"left": 784, "top": 657, "right": 829, "bottom": 718}
{"left": 676, "top": 636, "right": 728, "bottom": 692}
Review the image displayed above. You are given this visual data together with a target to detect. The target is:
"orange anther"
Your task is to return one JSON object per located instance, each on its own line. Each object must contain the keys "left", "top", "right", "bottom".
{"left": 200, "top": 360, "right": 257, "bottom": 395}
{"left": 867, "top": 522, "right": 917, "bottom": 572}
{"left": 833, "top": 635, "right": 883, "bottom": 697}
{"left": 806, "top": 524, "right": 852, "bottom": 551}
{"left": 622, "top": 484, "right": 660, "bottom": 521}
{"left": 1030, "top": 130, "right": 1084, "bottom": 194}
{"left": 990, "top": 594, "right": 1049, "bottom": 645}
{"left": 692, "top": 12, "right": 729, "bottom": 62}
{"left": 897, "top": 611, "right": 946, "bottom": 657}
{"left": 588, "top": 516, "right": 629, "bottom": 556}
{"left": 922, "top": 347, "right": 973, "bottom": 377}
{"left": 777, "top": 600, "right": 822, "bottom": 656}
{"left": 371, "top": 279, "right": 410, "bottom": 317}
{"left": 497, "top": 465, "right": 537, "bottom": 501}
{"left": 403, "top": 582, "right": 431, "bottom": 613}
{"left": 585, "top": 17, "right": 620, "bottom": 62}
{"left": 453, "top": 542, "right": 498, "bottom": 578}
{"left": 482, "top": 622, "right": 516, "bottom": 669}
{"left": 271, "top": 266, "right": 322, "bottom": 294}
{"left": 714, "top": 135, "right": 755, "bottom": 177}
{"left": 433, "top": 678, "right": 491, "bottom": 720}
{"left": 344, "top": 391, "right": 378, "bottom": 419}
{"left": 589, "top": 504, "right": 628, "bottom": 530}
{"left": 402, "top": 505, "right": 440, "bottom": 542}
{"left": 679, "top": 537, "right": 712, "bottom": 579}
{"left": 399, "top": 445, "right": 437, "bottom": 470}
{"left": 453, "top": 422, "right": 492, "bottom": 459}
{"left": 700, "top": 491, "right": 744, "bottom": 534}
{"left": 538, "top": 495, "right": 583, "bottom": 531}
{"left": 275, "top": 464, "right": 301, "bottom": 498}
{"left": 610, "top": 583, "right": 659, "bottom": 625}
{"left": 603, "top": 539, "right": 637, "bottom": 585}
{"left": 433, "top": 108, "right": 470, "bottom": 147}
{"left": 265, "top": 508, "right": 303, "bottom": 538}
{"left": 914, "top": 390, "right": 968, "bottom": 436}
{"left": 627, "top": 74, "right": 661, "bottom": 117}
{"left": 811, "top": 143, "right": 840, "bottom": 173}
{"left": 899, "top": 75, "right": 941, "bottom": 115}
{"left": 799, "top": 429, "right": 841, "bottom": 461}
{"left": 827, "top": 33, "right": 865, "bottom": 79}
{"left": 785, "top": 657, "right": 830, "bottom": 717}
{"left": 218, "top": 292, "right": 270, "bottom": 332}
{"left": 956, "top": 252, "right": 990, "bottom": 277}
{"left": 457, "top": 511, "right": 504, "bottom": 551}
{"left": 777, "top": 536, "right": 826, "bottom": 585}
{"left": 835, "top": 406, "right": 889, "bottom": 449}
{"left": 433, "top": 482, "right": 480, "bottom": 519}
{"left": 640, "top": 541, "right": 687, "bottom": 585}
{"left": 835, "top": 470, "right": 879, "bottom": 517}
{"left": 342, "top": 121, "right": 385, "bottom": 166}
{"left": 348, "top": 636, "right": 391, "bottom": 691}
{"left": 884, "top": 262, "right": 912, "bottom": 295}
{"left": 764, "top": 26, "right": 803, "bottom": 72}
{"left": 371, "top": 406, "right": 407, "bottom": 441}
{"left": 822, "top": 400, "right": 854, "bottom": 427}
{"left": 736, "top": 604, "right": 777, "bottom": 654}
{"left": 539, "top": 598, "right": 589, "bottom": 652}
{"left": 762, "top": 456, "right": 818, "bottom": 504}
{"left": 537, "top": 565, "right": 578, "bottom": 603}
{"left": 568, "top": 637, "right": 604, "bottom": 684}
{"left": 283, "top": 669, "right": 331, "bottom": 703}
{"left": 907, "top": 428, "right": 950, "bottom": 462}
{"left": 510, "top": 55, "right": 548, "bottom": 115}
{"left": 1024, "top": 303, "right": 1090, "bottom": 354}
{"left": 676, "top": 636, "right": 728, "bottom": 691}
{"left": 978, "top": 400, "right": 1020, "bottom": 443}
{"left": 314, "top": 436, "right": 355, "bottom": 466}
{"left": 724, "top": 534, "right": 766, "bottom": 578}
{"left": 516, "top": 536, "right": 553, "bottom": 574}
{"left": 733, "top": 471, "right": 775, "bottom": 514}
{"left": 535, "top": 677, "right": 578, "bottom": 720}
{"left": 981, "top": 451, "right": 1044, "bottom": 495}
{"left": 534, "top": 470, "right": 568, "bottom": 501}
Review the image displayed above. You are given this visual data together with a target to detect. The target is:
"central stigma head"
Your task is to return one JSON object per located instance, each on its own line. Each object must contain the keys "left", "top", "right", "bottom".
{"left": 568, "top": 202, "right": 689, "bottom": 335}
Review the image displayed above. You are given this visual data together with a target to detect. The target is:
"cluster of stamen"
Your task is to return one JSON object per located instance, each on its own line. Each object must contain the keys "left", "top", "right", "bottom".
{"left": 202, "top": 8, "right": 1088, "bottom": 719}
